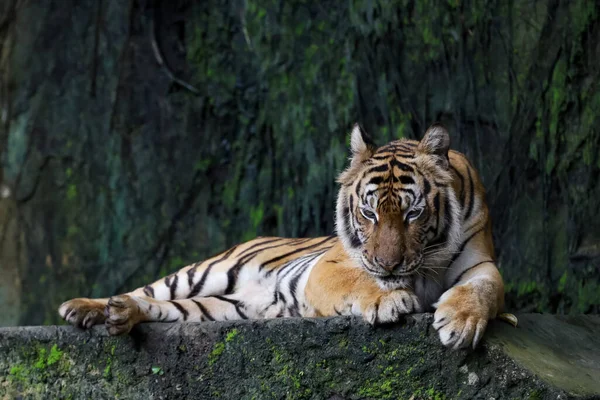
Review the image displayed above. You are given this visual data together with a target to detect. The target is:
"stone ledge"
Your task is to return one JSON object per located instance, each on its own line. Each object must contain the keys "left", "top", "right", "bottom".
{"left": 1, "top": 314, "right": 599, "bottom": 399}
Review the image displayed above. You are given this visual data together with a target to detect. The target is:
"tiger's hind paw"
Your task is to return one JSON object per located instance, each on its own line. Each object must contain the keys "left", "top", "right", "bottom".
{"left": 363, "top": 290, "right": 422, "bottom": 325}
{"left": 59, "top": 298, "right": 106, "bottom": 329}
{"left": 105, "top": 295, "right": 141, "bottom": 336}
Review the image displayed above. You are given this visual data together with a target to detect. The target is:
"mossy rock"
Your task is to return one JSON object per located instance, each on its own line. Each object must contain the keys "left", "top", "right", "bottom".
{"left": 1, "top": 314, "right": 599, "bottom": 399}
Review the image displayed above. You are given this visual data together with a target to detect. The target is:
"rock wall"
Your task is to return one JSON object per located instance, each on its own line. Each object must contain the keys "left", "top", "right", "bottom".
{"left": 1, "top": 314, "right": 599, "bottom": 399}
{"left": 1, "top": 0, "right": 599, "bottom": 325}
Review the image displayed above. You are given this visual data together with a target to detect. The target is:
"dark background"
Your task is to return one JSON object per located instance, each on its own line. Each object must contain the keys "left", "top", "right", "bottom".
{"left": 0, "top": 0, "right": 598, "bottom": 326}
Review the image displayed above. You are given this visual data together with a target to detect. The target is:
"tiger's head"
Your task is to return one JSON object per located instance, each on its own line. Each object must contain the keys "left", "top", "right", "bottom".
{"left": 336, "top": 123, "right": 461, "bottom": 290}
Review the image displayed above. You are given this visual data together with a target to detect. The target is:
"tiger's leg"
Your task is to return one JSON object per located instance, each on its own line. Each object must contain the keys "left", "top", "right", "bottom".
{"left": 59, "top": 238, "right": 268, "bottom": 328}
{"left": 104, "top": 294, "right": 251, "bottom": 335}
{"left": 305, "top": 243, "right": 422, "bottom": 324}
{"left": 432, "top": 229, "right": 504, "bottom": 349}
{"left": 58, "top": 244, "right": 240, "bottom": 329}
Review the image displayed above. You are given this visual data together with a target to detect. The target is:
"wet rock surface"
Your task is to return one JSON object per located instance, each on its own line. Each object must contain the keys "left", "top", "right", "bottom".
{"left": 1, "top": 314, "right": 599, "bottom": 399}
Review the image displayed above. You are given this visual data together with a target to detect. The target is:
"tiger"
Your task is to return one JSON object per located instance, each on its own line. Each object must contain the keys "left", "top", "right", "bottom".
{"left": 59, "top": 122, "right": 509, "bottom": 349}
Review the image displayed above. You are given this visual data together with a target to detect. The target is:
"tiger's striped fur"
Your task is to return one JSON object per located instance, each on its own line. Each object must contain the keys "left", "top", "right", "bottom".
{"left": 59, "top": 123, "right": 504, "bottom": 349}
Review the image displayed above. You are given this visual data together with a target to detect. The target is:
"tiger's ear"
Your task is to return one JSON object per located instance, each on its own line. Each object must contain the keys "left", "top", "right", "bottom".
{"left": 417, "top": 123, "right": 450, "bottom": 169}
{"left": 338, "top": 123, "right": 376, "bottom": 185}
{"left": 349, "top": 123, "right": 376, "bottom": 163}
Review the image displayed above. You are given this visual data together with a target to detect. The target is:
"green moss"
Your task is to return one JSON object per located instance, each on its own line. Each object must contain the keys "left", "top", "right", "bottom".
{"left": 209, "top": 342, "right": 226, "bottom": 366}
{"left": 9, "top": 364, "right": 27, "bottom": 382}
{"left": 7, "top": 343, "right": 71, "bottom": 388}
{"left": 103, "top": 344, "right": 116, "bottom": 379}
{"left": 529, "top": 389, "right": 543, "bottom": 399}
{"left": 357, "top": 369, "right": 398, "bottom": 399}
{"left": 34, "top": 348, "right": 48, "bottom": 370}
{"left": 103, "top": 358, "right": 112, "bottom": 379}
{"left": 225, "top": 328, "right": 240, "bottom": 343}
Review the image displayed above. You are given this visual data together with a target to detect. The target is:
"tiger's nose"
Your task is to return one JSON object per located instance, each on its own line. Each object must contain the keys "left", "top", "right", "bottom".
{"left": 374, "top": 257, "right": 404, "bottom": 272}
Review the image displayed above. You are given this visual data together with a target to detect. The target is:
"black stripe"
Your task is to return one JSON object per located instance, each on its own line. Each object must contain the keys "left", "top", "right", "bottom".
{"left": 188, "top": 245, "right": 239, "bottom": 298}
{"left": 338, "top": 206, "right": 350, "bottom": 243}
{"left": 355, "top": 180, "right": 362, "bottom": 198}
{"left": 368, "top": 163, "right": 390, "bottom": 173}
{"left": 464, "top": 166, "right": 475, "bottom": 221}
{"left": 271, "top": 252, "right": 307, "bottom": 278}
{"left": 225, "top": 266, "right": 241, "bottom": 294}
{"left": 235, "top": 305, "right": 248, "bottom": 319}
{"left": 143, "top": 285, "right": 155, "bottom": 298}
{"left": 399, "top": 176, "right": 415, "bottom": 185}
{"left": 191, "top": 299, "right": 215, "bottom": 321}
{"left": 188, "top": 266, "right": 213, "bottom": 298}
{"left": 448, "top": 227, "right": 486, "bottom": 265}
{"left": 450, "top": 260, "right": 494, "bottom": 287}
{"left": 395, "top": 153, "right": 415, "bottom": 158}
{"left": 390, "top": 158, "right": 415, "bottom": 172}
{"left": 372, "top": 155, "right": 391, "bottom": 160}
{"left": 428, "top": 198, "right": 450, "bottom": 249}
{"left": 423, "top": 178, "right": 431, "bottom": 196}
{"left": 259, "top": 236, "right": 336, "bottom": 271}
{"left": 237, "top": 237, "right": 290, "bottom": 258}
{"left": 212, "top": 295, "right": 248, "bottom": 319}
{"left": 169, "top": 274, "right": 178, "bottom": 300}
{"left": 213, "top": 295, "right": 239, "bottom": 305}
{"left": 368, "top": 176, "right": 384, "bottom": 185}
{"left": 187, "top": 262, "right": 201, "bottom": 288}
{"left": 450, "top": 165, "right": 465, "bottom": 209}
{"left": 278, "top": 291, "right": 288, "bottom": 306}
{"left": 349, "top": 229, "right": 362, "bottom": 248}
{"left": 444, "top": 192, "right": 454, "bottom": 229}
{"left": 168, "top": 300, "right": 189, "bottom": 321}
{"left": 288, "top": 255, "right": 318, "bottom": 308}
{"left": 414, "top": 192, "right": 423, "bottom": 207}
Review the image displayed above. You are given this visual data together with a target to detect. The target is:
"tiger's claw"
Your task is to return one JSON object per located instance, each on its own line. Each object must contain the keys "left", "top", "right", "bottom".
{"left": 497, "top": 312, "right": 518, "bottom": 327}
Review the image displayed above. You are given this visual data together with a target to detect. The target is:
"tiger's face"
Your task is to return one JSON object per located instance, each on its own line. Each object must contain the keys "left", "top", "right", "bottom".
{"left": 336, "top": 123, "right": 460, "bottom": 290}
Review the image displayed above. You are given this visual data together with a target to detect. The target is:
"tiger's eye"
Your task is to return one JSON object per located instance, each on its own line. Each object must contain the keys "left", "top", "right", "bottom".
{"left": 360, "top": 208, "right": 377, "bottom": 222}
{"left": 406, "top": 208, "right": 422, "bottom": 222}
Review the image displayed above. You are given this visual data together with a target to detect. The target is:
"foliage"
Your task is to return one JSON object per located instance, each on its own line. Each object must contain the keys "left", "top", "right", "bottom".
{"left": 0, "top": 0, "right": 599, "bottom": 325}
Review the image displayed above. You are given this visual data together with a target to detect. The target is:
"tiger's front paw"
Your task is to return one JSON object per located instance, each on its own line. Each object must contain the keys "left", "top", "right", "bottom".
{"left": 433, "top": 282, "right": 496, "bottom": 349}
{"left": 104, "top": 295, "right": 140, "bottom": 336}
{"left": 362, "top": 290, "right": 422, "bottom": 325}
{"left": 59, "top": 298, "right": 106, "bottom": 329}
